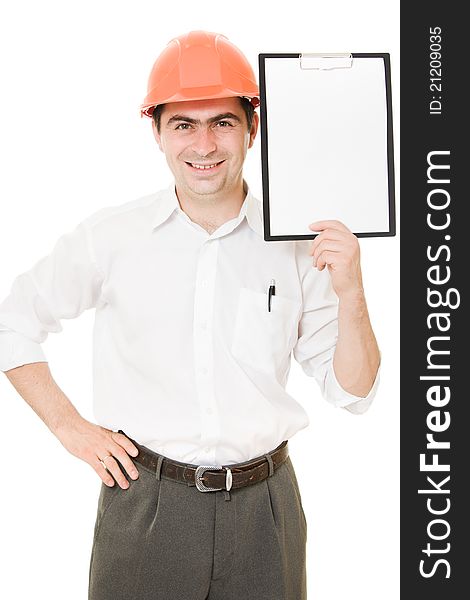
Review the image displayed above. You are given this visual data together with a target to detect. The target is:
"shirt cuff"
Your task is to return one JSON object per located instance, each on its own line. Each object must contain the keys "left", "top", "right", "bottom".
{"left": 0, "top": 330, "right": 47, "bottom": 372}
{"left": 323, "top": 359, "right": 381, "bottom": 414}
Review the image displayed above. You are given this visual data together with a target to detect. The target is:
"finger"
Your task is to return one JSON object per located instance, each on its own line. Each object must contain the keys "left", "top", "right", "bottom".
{"left": 308, "top": 229, "right": 351, "bottom": 255}
{"left": 309, "top": 233, "right": 350, "bottom": 259}
{"left": 309, "top": 220, "right": 351, "bottom": 234}
{"left": 99, "top": 455, "right": 130, "bottom": 489}
{"left": 316, "top": 250, "right": 340, "bottom": 271}
{"left": 92, "top": 458, "right": 116, "bottom": 487}
{"left": 111, "top": 431, "right": 140, "bottom": 458}
{"left": 311, "top": 241, "right": 344, "bottom": 266}
{"left": 109, "top": 443, "right": 140, "bottom": 481}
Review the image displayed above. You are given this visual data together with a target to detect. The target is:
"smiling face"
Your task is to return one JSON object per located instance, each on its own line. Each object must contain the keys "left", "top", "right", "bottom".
{"left": 152, "top": 97, "right": 259, "bottom": 201}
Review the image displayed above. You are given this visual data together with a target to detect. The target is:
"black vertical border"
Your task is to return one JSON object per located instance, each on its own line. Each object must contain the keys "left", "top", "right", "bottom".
{"left": 401, "top": 4, "right": 467, "bottom": 597}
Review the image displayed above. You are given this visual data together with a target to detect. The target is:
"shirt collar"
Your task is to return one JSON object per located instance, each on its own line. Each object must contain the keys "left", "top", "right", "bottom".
{"left": 150, "top": 181, "right": 263, "bottom": 237}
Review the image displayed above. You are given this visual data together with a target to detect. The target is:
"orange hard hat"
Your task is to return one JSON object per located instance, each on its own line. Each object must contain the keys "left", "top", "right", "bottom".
{"left": 140, "top": 30, "right": 260, "bottom": 118}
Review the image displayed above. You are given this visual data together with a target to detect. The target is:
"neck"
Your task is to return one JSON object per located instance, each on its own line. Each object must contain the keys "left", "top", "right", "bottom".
{"left": 175, "top": 178, "right": 247, "bottom": 227}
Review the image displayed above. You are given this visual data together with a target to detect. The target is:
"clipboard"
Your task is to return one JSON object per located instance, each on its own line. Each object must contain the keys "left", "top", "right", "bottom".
{"left": 258, "top": 53, "right": 396, "bottom": 241}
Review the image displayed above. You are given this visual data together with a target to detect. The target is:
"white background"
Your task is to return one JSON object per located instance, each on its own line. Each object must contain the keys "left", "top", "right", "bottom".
{"left": 0, "top": 1, "right": 399, "bottom": 598}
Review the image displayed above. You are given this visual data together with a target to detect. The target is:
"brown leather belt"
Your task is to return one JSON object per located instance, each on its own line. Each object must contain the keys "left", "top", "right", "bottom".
{"left": 118, "top": 430, "right": 289, "bottom": 492}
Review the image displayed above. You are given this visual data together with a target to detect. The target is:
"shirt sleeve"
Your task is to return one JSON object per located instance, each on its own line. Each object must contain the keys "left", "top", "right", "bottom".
{"left": 292, "top": 249, "right": 380, "bottom": 414}
{"left": 0, "top": 219, "right": 104, "bottom": 372}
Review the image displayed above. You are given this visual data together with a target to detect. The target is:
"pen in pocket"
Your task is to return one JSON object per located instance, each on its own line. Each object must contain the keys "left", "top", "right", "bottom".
{"left": 268, "top": 279, "right": 276, "bottom": 312}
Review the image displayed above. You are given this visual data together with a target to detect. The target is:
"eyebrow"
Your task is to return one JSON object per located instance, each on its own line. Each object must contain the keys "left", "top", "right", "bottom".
{"left": 165, "top": 112, "right": 242, "bottom": 127}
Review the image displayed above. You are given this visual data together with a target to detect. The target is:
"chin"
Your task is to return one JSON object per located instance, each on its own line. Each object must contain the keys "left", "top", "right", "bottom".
{"left": 186, "top": 180, "right": 225, "bottom": 196}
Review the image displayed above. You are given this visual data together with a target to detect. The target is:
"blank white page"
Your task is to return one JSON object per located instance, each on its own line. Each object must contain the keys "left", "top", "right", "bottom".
{"left": 262, "top": 55, "right": 394, "bottom": 238}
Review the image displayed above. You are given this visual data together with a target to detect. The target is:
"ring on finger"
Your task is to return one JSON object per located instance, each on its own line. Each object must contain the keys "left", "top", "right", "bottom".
{"left": 99, "top": 454, "right": 113, "bottom": 469}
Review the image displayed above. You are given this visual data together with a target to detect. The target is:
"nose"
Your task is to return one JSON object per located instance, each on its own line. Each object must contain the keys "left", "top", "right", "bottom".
{"left": 190, "top": 127, "right": 217, "bottom": 158}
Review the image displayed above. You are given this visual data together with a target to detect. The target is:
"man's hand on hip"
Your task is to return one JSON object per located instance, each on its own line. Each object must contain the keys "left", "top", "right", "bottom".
{"left": 54, "top": 417, "right": 140, "bottom": 489}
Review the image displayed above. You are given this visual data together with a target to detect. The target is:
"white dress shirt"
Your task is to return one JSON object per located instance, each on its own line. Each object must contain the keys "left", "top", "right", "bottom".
{"left": 0, "top": 181, "right": 379, "bottom": 465}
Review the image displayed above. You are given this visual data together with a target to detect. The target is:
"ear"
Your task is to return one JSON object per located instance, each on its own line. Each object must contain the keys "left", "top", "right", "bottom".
{"left": 152, "top": 120, "right": 164, "bottom": 153}
{"left": 247, "top": 111, "right": 259, "bottom": 149}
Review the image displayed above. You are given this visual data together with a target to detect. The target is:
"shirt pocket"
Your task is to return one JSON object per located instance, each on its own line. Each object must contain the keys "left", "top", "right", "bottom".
{"left": 231, "top": 287, "right": 301, "bottom": 374}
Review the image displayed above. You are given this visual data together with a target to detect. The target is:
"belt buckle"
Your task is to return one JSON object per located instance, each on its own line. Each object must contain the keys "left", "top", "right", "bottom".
{"left": 195, "top": 465, "right": 233, "bottom": 492}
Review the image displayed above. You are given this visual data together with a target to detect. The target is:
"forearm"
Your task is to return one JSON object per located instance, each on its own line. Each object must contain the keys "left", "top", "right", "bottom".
{"left": 3, "top": 361, "right": 83, "bottom": 435}
{"left": 333, "top": 288, "right": 380, "bottom": 397}
{"left": 4, "top": 362, "right": 139, "bottom": 488}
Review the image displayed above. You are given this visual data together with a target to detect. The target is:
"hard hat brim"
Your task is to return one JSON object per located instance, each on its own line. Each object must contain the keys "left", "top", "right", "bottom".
{"left": 140, "top": 91, "right": 260, "bottom": 118}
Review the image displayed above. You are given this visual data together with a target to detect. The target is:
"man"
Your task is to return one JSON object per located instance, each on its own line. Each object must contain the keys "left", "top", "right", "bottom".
{"left": 0, "top": 31, "right": 380, "bottom": 599}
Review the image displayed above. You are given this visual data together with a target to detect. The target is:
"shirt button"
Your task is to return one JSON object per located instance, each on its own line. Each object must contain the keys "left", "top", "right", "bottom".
{"left": 200, "top": 279, "right": 207, "bottom": 287}
{"left": 205, "top": 447, "right": 211, "bottom": 453}
{"left": 200, "top": 367, "right": 208, "bottom": 375}
{"left": 206, "top": 407, "right": 213, "bottom": 415}
{"left": 200, "top": 321, "right": 207, "bottom": 330}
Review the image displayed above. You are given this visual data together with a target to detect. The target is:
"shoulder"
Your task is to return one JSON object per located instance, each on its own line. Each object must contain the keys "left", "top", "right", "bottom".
{"left": 81, "top": 189, "right": 166, "bottom": 233}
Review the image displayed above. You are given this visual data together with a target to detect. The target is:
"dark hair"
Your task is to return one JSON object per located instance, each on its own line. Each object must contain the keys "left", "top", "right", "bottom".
{"left": 152, "top": 97, "right": 255, "bottom": 133}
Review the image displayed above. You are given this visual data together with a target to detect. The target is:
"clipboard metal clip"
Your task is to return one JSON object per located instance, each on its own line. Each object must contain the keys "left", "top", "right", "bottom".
{"left": 300, "top": 53, "right": 353, "bottom": 70}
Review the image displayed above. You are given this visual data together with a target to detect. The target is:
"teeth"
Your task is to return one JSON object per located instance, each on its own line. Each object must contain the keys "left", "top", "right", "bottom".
{"left": 190, "top": 162, "right": 220, "bottom": 170}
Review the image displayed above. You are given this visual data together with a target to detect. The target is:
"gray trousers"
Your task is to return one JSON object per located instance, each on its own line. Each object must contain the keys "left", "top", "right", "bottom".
{"left": 88, "top": 443, "right": 307, "bottom": 599}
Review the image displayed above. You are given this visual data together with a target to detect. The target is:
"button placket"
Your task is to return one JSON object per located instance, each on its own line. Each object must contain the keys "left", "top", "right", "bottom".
{"left": 193, "top": 240, "right": 220, "bottom": 459}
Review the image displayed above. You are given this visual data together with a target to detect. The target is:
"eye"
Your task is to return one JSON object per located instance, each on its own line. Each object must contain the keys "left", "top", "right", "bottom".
{"left": 216, "top": 120, "right": 233, "bottom": 127}
{"left": 175, "top": 123, "right": 192, "bottom": 130}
